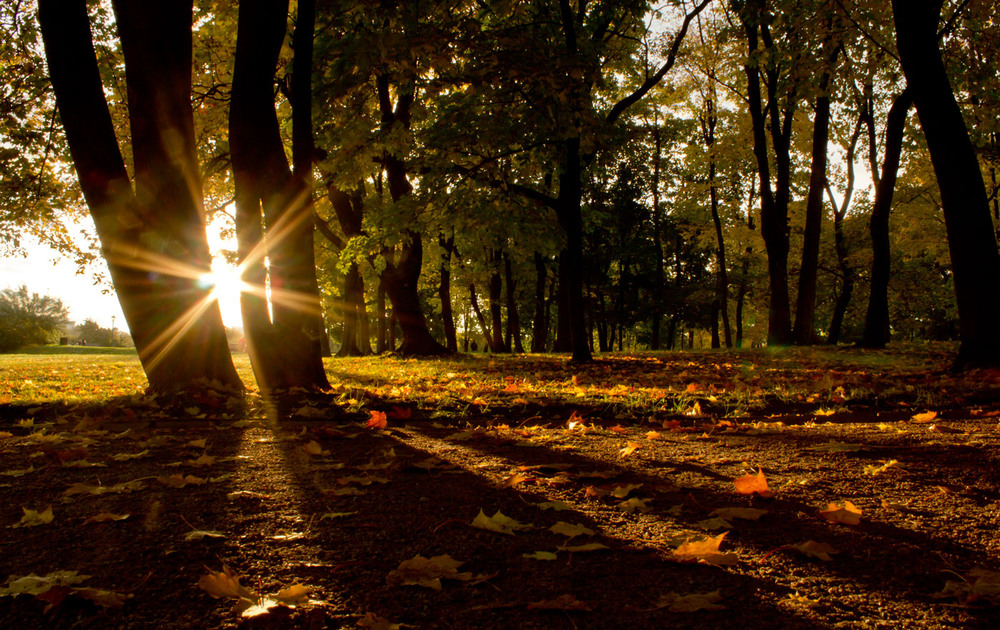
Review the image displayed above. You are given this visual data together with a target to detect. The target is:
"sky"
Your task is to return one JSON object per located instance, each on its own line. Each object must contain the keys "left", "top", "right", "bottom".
{"left": 1, "top": 219, "right": 243, "bottom": 333}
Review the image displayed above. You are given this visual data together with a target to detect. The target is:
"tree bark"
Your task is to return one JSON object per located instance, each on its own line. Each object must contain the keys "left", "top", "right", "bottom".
{"left": 794, "top": 44, "right": 839, "bottom": 346}
{"left": 468, "top": 283, "right": 494, "bottom": 352}
{"left": 488, "top": 250, "right": 507, "bottom": 353}
{"left": 438, "top": 234, "right": 458, "bottom": 352}
{"left": 861, "top": 89, "right": 912, "bottom": 348}
{"left": 892, "top": 1, "right": 1000, "bottom": 367}
{"left": 553, "top": 254, "right": 572, "bottom": 352}
{"left": 701, "top": 85, "right": 732, "bottom": 348}
{"left": 504, "top": 253, "right": 524, "bottom": 353}
{"left": 39, "top": 0, "right": 242, "bottom": 396}
{"left": 531, "top": 252, "right": 549, "bottom": 352}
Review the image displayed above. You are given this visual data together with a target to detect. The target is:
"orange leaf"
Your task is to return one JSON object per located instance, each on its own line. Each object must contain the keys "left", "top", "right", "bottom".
{"left": 911, "top": 411, "right": 938, "bottom": 423}
{"left": 610, "top": 425, "right": 629, "bottom": 434}
{"left": 367, "top": 410, "right": 388, "bottom": 429}
{"left": 734, "top": 469, "right": 773, "bottom": 497}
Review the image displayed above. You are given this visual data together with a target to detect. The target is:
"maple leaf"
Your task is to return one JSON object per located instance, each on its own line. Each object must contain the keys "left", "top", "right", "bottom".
{"left": 646, "top": 430, "right": 662, "bottom": 440}
{"left": 83, "top": 513, "right": 130, "bottom": 525}
{"left": 655, "top": 590, "right": 725, "bottom": 612}
{"left": 367, "top": 410, "right": 388, "bottom": 429}
{"left": 618, "top": 441, "right": 642, "bottom": 457}
{"left": 275, "top": 583, "right": 309, "bottom": 605}
{"left": 863, "top": 459, "right": 901, "bottom": 476}
{"left": 549, "top": 521, "right": 595, "bottom": 538}
{"left": 198, "top": 565, "right": 255, "bottom": 601}
{"left": 386, "top": 554, "right": 473, "bottom": 590}
{"left": 819, "top": 501, "right": 862, "bottom": 525}
{"left": 610, "top": 425, "right": 629, "bottom": 434}
{"left": 672, "top": 532, "right": 738, "bottom": 566}
{"left": 526, "top": 593, "right": 591, "bottom": 611}
{"left": 734, "top": 469, "right": 773, "bottom": 497}
{"left": 501, "top": 472, "right": 530, "bottom": 488}
{"left": 911, "top": 410, "right": 938, "bottom": 423}
{"left": 12, "top": 505, "right": 54, "bottom": 528}
{"left": 470, "top": 509, "right": 533, "bottom": 535}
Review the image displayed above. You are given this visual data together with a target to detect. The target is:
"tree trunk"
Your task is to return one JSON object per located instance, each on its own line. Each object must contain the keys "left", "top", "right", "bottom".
{"left": 504, "top": 253, "right": 524, "bottom": 353}
{"left": 861, "top": 89, "right": 912, "bottom": 348}
{"left": 651, "top": 124, "right": 665, "bottom": 350}
{"left": 553, "top": 254, "right": 572, "bottom": 352}
{"left": 702, "top": 90, "right": 732, "bottom": 348}
{"left": 892, "top": 1, "right": 1000, "bottom": 367}
{"left": 531, "top": 252, "right": 548, "bottom": 352}
{"left": 231, "top": 0, "right": 330, "bottom": 394}
{"left": 39, "top": 0, "right": 241, "bottom": 396}
{"left": 439, "top": 234, "right": 458, "bottom": 352}
{"left": 738, "top": 3, "right": 794, "bottom": 345}
{"left": 488, "top": 251, "right": 507, "bottom": 353}
{"left": 794, "top": 49, "right": 837, "bottom": 345}
{"left": 556, "top": 139, "right": 592, "bottom": 362}
{"left": 826, "top": 115, "right": 863, "bottom": 344}
{"left": 468, "top": 283, "right": 494, "bottom": 352}
{"left": 376, "top": 279, "right": 387, "bottom": 354}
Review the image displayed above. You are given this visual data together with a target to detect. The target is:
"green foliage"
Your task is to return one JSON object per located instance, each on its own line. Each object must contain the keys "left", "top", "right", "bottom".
{"left": 0, "top": 285, "right": 72, "bottom": 352}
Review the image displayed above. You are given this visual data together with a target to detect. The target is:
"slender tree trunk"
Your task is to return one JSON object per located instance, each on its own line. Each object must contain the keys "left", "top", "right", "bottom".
{"left": 438, "top": 234, "right": 458, "bottom": 352}
{"left": 861, "top": 89, "right": 912, "bottom": 348}
{"left": 651, "top": 124, "right": 664, "bottom": 350}
{"left": 376, "top": 279, "right": 387, "bottom": 354}
{"left": 39, "top": 0, "right": 242, "bottom": 396}
{"left": 826, "top": 115, "right": 863, "bottom": 344}
{"left": 487, "top": 251, "right": 507, "bottom": 353}
{"left": 504, "top": 253, "right": 524, "bottom": 353}
{"left": 555, "top": 138, "right": 592, "bottom": 362}
{"left": 531, "top": 252, "right": 548, "bottom": 352}
{"left": 794, "top": 42, "right": 839, "bottom": 346}
{"left": 468, "top": 283, "right": 494, "bottom": 352}
{"left": 553, "top": 254, "right": 572, "bottom": 351}
{"left": 893, "top": 1, "right": 1000, "bottom": 367}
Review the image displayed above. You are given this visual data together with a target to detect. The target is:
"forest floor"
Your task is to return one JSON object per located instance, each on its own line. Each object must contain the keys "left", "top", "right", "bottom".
{"left": 2, "top": 344, "right": 1000, "bottom": 629}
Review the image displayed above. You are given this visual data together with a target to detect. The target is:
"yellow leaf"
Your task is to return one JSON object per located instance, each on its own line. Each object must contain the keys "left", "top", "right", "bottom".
{"left": 198, "top": 565, "right": 254, "bottom": 600}
{"left": 813, "top": 408, "right": 836, "bottom": 416}
{"left": 618, "top": 441, "right": 642, "bottom": 457}
{"left": 549, "top": 521, "right": 595, "bottom": 538}
{"left": 187, "top": 453, "right": 216, "bottom": 467}
{"left": 646, "top": 430, "right": 662, "bottom": 440}
{"left": 618, "top": 497, "right": 650, "bottom": 513}
{"left": 276, "top": 583, "right": 309, "bottom": 604}
{"left": 911, "top": 411, "right": 938, "bottom": 423}
{"left": 819, "top": 501, "right": 862, "bottom": 525}
{"left": 470, "top": 509, "right": 532, "bottom": 536}
{"left": 863, "top": 459, "right": 901, "bottom": 476}
{"left": 673, "top": 532, "right": 738, "bottom": 566}
{"left": 186, "top": 438, "right": 208, "bottom": 449}
{"left": 13, "top": 505, "right": 54, "bottom": 528}
{"left": 522, "top": 551, "right": 558, "bottom": 560}
{"left": 501, "top": 472, "right": 530, "bottom": 488}
{"left": 656, "top": 590, "right": 725, "bottom": 612}
{"left": 610, "top": 483, "right": 642, "bottom": 498}
{"left": 184, "top": 528, "right": 225, "bottom": 541}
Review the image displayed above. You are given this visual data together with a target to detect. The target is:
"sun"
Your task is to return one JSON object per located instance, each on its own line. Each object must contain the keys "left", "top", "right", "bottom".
{"left": 197, "top": 258, "right": 245, "bottom": 327}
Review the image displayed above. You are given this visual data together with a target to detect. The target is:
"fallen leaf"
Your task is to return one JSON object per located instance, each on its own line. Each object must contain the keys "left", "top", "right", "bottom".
{"left": 64, "top": 480, "right": 146, "bottom": 497}
{"left": 186, "top": 453, "right": 216, "bottom": 467}
{"left": 319, "top": 511, "right": 356, "bottom": 520}
{"left": 187, "top": 438, "right": 208, "bottom": 449}
{"left": 864, "top": 459, "right": 901, "bottom": 476}
{"left": 527, "top": 593, "right": 591, "bottom": 611}
{"left": 158, "top": 474, "right": 206, "bottom": 488}
{"left": 501, "top": 472, "right": 530, "bottom": 488}
{"left": 610, "top": 483, "right": 642, "bottom": 498}
{"left": 522, "top": 551, "right": 558, "bottom": 561}
{"left": 549, "top": 521, "right": 595, "bottom": 538}
{"left": 807, "top": 441, "right": 862, "bottom": 453}
{"left": 13, "top": 506, "right": 54, "bottom": 528}
{"left": 1, "top": 465, "right": 36, "bottom": 477}
{"left": 72, "top": 586, "right": 130, "bottom": 608}
{"left": 198, "top": 565, "right": 254, "bottom": 600}
{"left": 386, "top": 554, "right": 473, "bottom": 590}
{"left": 790, "top": 540, "right": 839, "bottom": 561}
{"left": 0, "top": 571, "right": 90, "bottom": 597}
{"left": 471, "top": 509, "right": 533, "bottom": 536}
{"left": 618, "top": 441, "right": 642, "bottom": 457}
{"left": 695, "top": 517, "right": 732, "bottom": 530}
{"left": 619, "top": 497, "right": 650, "bottom": 513}
{"left": 536, "top": 500, "right": 573, "bottom": 511}
{"left": 357, "top": 612, "right": 405, "bottom": 629}
{"left": 110, "top": 450, "right": 150, "bottom": 461}
{"left": 83, "top": 513, "right": 130, "bottom": 524}
{"left": 672, "top": 532, "right": 738, "bottom": 566}
{"left": 184, "top": 528, "right": 226, "bottom": 541}
{"left": 819, "top": 501, "right": 862, "bottom": 525}
{"left": 911, "top": 411, "right": 938, "bottom": 423}
{"left": 367, "top": 410, "right": 388, "bottom": 429}
{"left": 560, "top": 542, "right": 609, "bottom": 553}
{"left": 646, "top": 430, "right": 662, "bottom": 440}
{"left": 302, "top": 440, "right": 331, "bottom": 457}
{"left": 276, "top": 583, "right": 309, "bottom": 605}
{"left": 734, "top": 469, "right": 773, "bottom": 497}
{"left": 61, "top": 459, "right": 107, "bottom": 468}
{"left": 610, "top": 425, "right": 629, "bottom": 434}
{"left": 655, "top": 590, "right": 725, "bottom": 612}
{"left": 711, "top": 507, "right": 768, "bottom": 521}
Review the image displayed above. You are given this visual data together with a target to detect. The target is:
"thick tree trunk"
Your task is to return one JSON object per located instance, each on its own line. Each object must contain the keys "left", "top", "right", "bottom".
{"left": 861, "top": 89, "right": 912, "bottom": 348}
{"left": 231, "top": 0, "right": 329, "bottom": 394}
{"left": 553, "top": 254, "right": 572, "bottom": 352}
{"left": 794, "top": 50, "right": 838, "bottom": 346}
{"left": 892, "top": 1, "right": 1000, "bottom": 367}
{"left": 39, "top": 0, "right": 241, "bottom": 396}
{"left": 531, "top": 252, "right": 549, "bottom": 352}
{"left": 556, "top": 139, "right": 593, "bottom": 362}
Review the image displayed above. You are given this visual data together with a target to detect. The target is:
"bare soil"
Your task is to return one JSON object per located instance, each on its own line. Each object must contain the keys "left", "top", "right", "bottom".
{"left": 2, "top": 346, "right": 1000, "bottom": 629}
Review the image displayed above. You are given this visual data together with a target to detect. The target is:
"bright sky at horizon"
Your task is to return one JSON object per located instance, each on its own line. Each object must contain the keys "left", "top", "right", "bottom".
{"left": 1, "top": 218, "right": 244, "bottom": 334}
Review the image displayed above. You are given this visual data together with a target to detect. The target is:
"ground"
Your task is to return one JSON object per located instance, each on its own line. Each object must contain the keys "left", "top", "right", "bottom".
{"left": 2, "top": 344, "right": 1000, "bottom": 628}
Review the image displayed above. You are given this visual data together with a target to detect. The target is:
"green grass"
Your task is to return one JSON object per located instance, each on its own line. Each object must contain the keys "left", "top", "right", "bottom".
{"left": 15, "top": 345, "right": 139, "bottom": 356}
